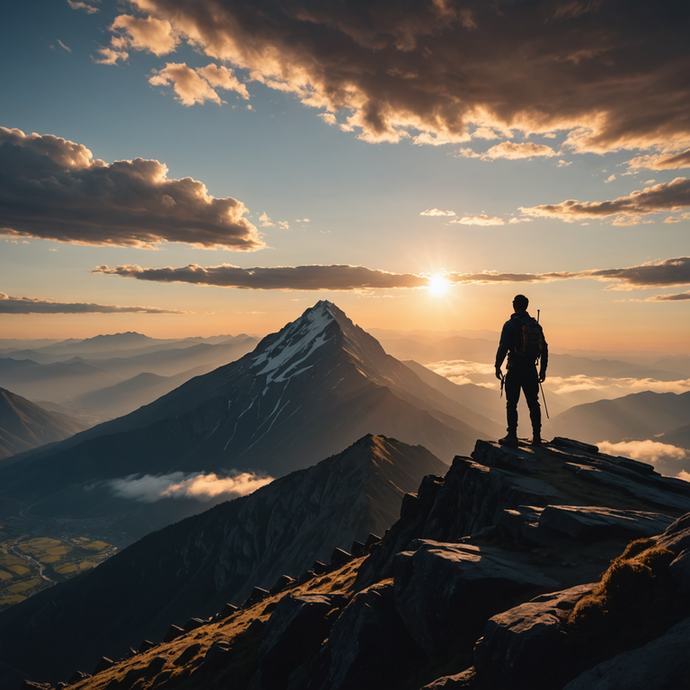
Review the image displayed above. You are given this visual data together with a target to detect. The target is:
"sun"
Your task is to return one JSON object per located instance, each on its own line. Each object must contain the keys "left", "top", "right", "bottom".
{"left": 427, "top": 274, "right": 451, "bottom": 296}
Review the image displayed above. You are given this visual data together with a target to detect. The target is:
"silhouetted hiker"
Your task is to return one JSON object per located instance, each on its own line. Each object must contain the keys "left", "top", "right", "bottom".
{"left": 495, "top": 294, "right": 548, "bottom": 446}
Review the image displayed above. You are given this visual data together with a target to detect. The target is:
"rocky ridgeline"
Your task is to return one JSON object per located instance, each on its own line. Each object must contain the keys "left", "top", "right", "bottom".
{"left": 22, "top": 438, "right": 690, "bottom": 690}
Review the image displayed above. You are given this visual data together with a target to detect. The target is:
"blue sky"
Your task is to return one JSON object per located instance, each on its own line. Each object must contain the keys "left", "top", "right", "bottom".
{"left": 1, "top": 0, "right": 689, "bottom": 350}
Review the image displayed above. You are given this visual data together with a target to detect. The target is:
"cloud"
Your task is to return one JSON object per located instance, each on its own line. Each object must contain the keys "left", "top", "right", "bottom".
{"left": 546, "top": 375, "right": 690, "bottom": 397}
{"left": 149, "top": 62, "right": 248, "bottom": 105}
{"left": 597, "top": 440, "right": 688, "bottom": 464}
{"left": 420, "top": 208, "right": 456, "bottom": 217}
{"left": 643, "top": 291, "right": 690, "bottom": 302}
{"left": 627, "top": 149, "right": 690, "bottom": 171}
{"left": 557, "top": 160, "right": 572, "bottom": 167}
{"left": 104, "top": 1, "right": 690, "bottom": 152}
{"left": 106, "top": 470, "right": 273, "bottom": 503}
{"left": 93, "top": 47, "right": 129, "bottom": 65}
{"left": 0, "top": 292, "right": 184, "bottom": 314}
{"left": 520, "top": 178, "right": 690, "bottom": 224}
{"left": 480, "top": 142, "right": 557, "bottom": 160}
{"left": 450, "top": 215, "right": 505, "bottom": 226}
{"left": 93, "top": 263, "right": 428, "bottom": 291}
{"left": 425, "top": 359, "right": 496, "bottom": 387}
{"left": 0, "top": 127, "right": 264, "bottom": 250}
{"left": 109, "top": 14, "right": 179, "bottom": 56}
{"left": 94, "top": 256, "right": 690, "bottom": 293}
{"left": 67, "top": 0, "right": 99, "bottom": 13}
{"left": 57, "top": 40, "right": 71, "bottom": 53}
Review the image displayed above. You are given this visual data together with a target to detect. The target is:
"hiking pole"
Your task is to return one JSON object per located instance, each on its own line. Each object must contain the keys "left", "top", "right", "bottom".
{"left": 500, "top": 372, "right": 505, "bottom": 398}
{"left": 536, "top": 309, "right": 550, "bottom": 420}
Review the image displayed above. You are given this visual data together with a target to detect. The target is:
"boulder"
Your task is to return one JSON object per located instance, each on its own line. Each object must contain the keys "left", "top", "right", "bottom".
{"left": 183, "top": 617, "right": 206, "bottom": 633}
{"left": 330, "top": 547, "right": 351, "bottom": 566}
{"left": 308, "top": 582, "right": 424, "bottom": 690}
{"left": 163, "top": 624, "right": 185, "bottom": 643}
{"left": 393, "top": 540, "right": 561, "bottom": 658}
{"left": 537, "top": 505, "right": 674, "bottom": 540}
{"left": 655, "top": 512, "right": 690, "bottom": 554}
{"left": 474, "top": 583, "right": 594, "bottom": 690}
{"left": 218, "top": 603, "right": 239, "bottom": 619}
{"left": 91, "top": 657, "right": 114, "bottom": 675}
{"left": 563, "top": 616, "right": 690, "bottom": 689}
{"left": 253, "top": 594, "right": 336, "bottom": 689}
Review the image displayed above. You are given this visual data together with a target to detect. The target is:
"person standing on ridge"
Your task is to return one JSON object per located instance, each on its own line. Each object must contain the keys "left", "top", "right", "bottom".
{"left": 495, "top": 294, "right": 548, "bottom": 446}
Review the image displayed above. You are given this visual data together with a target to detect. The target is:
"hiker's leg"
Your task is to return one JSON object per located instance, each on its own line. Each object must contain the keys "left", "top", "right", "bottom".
{"left": 504, "top": 370, "right": 520, "bottom": 435}
{"left": 524, "top": 369, "right": 541, "bottom": 440}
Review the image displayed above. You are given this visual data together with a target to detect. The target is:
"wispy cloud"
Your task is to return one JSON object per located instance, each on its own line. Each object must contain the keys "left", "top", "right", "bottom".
{"left": 0, "top": 292, "right": 184, "bottom": 314}
{"left": 627, "top": 149, "right": 690, "bottom": 171}
{"left": 105, "top": 471, "right": 273, "bottom": 503}
{"left": 450, "top": 215, "right": 506, "bottom": 226}
{"left": 0, "top": 127, "right": 264, "bottom": 250}
{"left": 100, "top": 2, "right": 690, "bottom": 152}
{"left": 457, "top": 142, "right": 558, "bottom": 161}
{"left": 420, "top": 208, "right": 456, "bottom": 217}
{"left": 67, "top": 0, "right": 99, "bottom": 14}
{"left": 520, "top": 178, "right": 690, "bottom": 225}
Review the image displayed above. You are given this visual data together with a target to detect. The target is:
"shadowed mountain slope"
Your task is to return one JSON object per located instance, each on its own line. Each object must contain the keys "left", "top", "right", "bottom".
{"left": 0, "top": 435, "right": 446, "bottom": 683}
{"left": 0, "top": 387, "right": 87, "bottom": 459}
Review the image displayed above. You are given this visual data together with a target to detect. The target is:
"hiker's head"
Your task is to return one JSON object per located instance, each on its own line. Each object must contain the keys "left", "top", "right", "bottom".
{"left": 513, "top": 294, "right": 529, "bottom": 312}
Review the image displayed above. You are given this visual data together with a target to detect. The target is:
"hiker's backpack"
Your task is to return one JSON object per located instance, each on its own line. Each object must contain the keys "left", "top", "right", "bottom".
{"left": 513, "top": 317, "right": 544, "bottom": 361}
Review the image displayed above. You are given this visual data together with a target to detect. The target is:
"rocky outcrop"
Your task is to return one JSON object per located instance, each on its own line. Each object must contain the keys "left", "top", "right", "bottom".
{"left": 393, "top": 540, "right": 560, "bottom": 658}
{"left": 14, "top": 437, "right": 690, "bottom": 690}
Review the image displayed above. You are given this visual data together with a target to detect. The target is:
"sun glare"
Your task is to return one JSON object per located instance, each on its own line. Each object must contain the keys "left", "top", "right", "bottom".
{"left": 427, "top": 274, "right": 451, "bottom": 296}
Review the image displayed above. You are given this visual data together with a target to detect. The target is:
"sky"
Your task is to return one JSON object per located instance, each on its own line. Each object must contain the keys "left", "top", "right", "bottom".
{"left": 1, "top": 0, "right": 689, "bottom": 351}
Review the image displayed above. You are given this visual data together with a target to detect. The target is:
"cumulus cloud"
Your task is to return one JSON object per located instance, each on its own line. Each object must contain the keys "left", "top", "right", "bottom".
{"left": 101, "top": 0, "right": 690, "bottom": 151}
{"left": 93, "top": 263, "right": 428, "bottom": 291}
{"left": 520, "top": 178, "right": 690, "bottom": 224}
{"left": 627, "top": 149, "right": 690, "bottom": 171}
{"left": 420, "top": 208, "right": 456, "bottom": 217}
{"left": 0, "top": 292, "right": 184, "bottom": 314}
{"left": 0, "top": 127, "right": 264, "bottom": 250}
{"left": 109, "top": 14, "right": 179, "bottom": 57}
{"left": 149, "top": 62, "right": 248, "bottom": 105}
{"left": 106, "top": 470, "right": 273, "bottom": 503}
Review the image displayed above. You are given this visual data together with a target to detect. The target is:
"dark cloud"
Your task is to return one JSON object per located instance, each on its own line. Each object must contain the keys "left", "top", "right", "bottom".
{"left": 94, "top": 257, "right": 690, "bottom": 292}
{"left": 93, "top": 263, "right": 427, "bottom": 291}
{"left": 520, "top": 178, "right": 690, "bottom": 223}
{"left": 0, "top": 127, "right": 264, "bottom": 250}
{"left": 115, "top": 0, "right": 690, "bottom": 151}
{"left": 0, "top": 292, "right": 184, "bottom": 314}
{"left": 585, "top": 257, "right": 690, "bottom": 287}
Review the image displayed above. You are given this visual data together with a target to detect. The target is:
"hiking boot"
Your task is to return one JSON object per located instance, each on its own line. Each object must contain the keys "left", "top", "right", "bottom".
{"left": 530, "top": 433, "right": 542, "bottom": 445}
{"left": 499, "top": 433, "right": 518, "bottom": 447}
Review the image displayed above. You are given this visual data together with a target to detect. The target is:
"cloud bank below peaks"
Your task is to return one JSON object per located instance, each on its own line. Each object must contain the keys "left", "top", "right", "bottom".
{"left": 106, "top": 0, "right": 690, "bottom": 152}
{"left": 94, "top": 256, "right": 690, "bottom": 294}
{"left": 104, "top": 471, "right": 273, "bottom": 503}
{"left": 0, "top": 127, "right": 264, "bottom": 250}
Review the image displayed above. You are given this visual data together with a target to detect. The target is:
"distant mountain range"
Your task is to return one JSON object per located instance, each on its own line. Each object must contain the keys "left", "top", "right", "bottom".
{"left": 0, "top": 388, "right": 86, "bottom": 459}
{"left": 0, "top": 301, "right": 499, "bottom": 545}
{"left": 549, "top": 390, "right": 690, "bottom": 445}
{"left": 0, "top": 434, "right": 446, "bottom": 683}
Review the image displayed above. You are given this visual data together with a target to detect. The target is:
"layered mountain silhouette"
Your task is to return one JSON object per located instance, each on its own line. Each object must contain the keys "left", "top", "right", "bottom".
{"left": 549, "top": 390, "right": 690, "bottom": 444}
{"left": 0, "top": 387, "right": 86, "bottom": 459}
{"left": 0, "top": 302, "right": 499, "bottom": 542}
{"left": 0, "top": 434, "right": 446, "bottom": 683}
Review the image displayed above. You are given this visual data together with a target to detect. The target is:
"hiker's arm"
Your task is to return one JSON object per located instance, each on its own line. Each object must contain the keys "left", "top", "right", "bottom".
{"left": 495, "top": 322, "right": 510, "bottom": 377}
{"left": 539, "top": 337, "right": 548, "bottom": 381}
